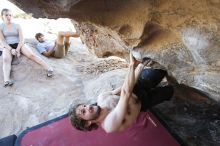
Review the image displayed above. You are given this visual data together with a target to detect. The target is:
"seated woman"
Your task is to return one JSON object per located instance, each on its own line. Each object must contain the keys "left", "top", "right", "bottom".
{"left": 35, "top": 31, "right": 79, "bottom": 58}
{"left": 0, "top": 8, "right": 54, "bottom": 87}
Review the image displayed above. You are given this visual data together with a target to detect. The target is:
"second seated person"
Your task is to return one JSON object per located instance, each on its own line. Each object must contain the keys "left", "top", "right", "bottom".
{"left": 35, "top": 31, "right": 79, "bottom": 58}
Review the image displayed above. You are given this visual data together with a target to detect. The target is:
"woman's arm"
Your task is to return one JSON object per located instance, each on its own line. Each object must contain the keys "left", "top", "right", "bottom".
{"left": 16, "top": 24, "right": 24, "bottom": 54}
{"left": 0, "top": 28, "right": 13, "bottom": 51}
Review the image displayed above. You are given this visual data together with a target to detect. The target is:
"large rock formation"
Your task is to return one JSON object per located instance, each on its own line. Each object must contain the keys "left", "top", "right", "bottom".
{"left": 11, "top": 0, "right": 220, "bottom": 100}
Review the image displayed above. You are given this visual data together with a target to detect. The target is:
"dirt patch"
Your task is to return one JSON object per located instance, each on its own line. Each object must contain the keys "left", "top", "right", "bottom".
{"left": 76, "top": 58, "right": 128, "bottom": 75}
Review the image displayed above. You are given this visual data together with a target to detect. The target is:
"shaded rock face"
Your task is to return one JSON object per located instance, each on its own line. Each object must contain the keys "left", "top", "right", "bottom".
{"left": 11, "top": 0, "right": 220, "bottom": 100}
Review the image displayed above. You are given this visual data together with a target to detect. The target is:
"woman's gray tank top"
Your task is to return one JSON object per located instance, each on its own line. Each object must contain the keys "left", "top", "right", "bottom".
{"left": 0, "top": 23, "right": 19, "bottom": 44}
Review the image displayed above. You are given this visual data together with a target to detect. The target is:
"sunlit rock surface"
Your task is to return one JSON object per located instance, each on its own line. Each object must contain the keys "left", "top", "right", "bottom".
{"left": 11, "top": 0, "right": 220, "bottom": 101}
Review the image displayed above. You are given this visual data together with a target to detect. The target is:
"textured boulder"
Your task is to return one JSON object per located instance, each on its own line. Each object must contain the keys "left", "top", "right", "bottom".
{"left": 10, "top": 0, "right": 220, "bottom": 101}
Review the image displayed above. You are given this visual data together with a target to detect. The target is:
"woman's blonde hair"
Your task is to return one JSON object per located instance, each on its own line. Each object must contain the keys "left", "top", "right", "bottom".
{"left": 1, "top": 8, "right": 10, "bottom": 17}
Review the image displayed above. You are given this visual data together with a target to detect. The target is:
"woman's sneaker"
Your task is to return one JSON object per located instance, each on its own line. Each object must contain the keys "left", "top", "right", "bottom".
{"left": 47, "top": 69, "right": 54, "bottom": 77}
{"left": 4, "top": 80, "right": 14, "bottom": 87}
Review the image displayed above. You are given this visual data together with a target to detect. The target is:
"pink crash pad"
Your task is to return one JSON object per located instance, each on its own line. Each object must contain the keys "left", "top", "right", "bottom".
{"left": 15, "top": 111, "right": 180, "bottom": 146}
